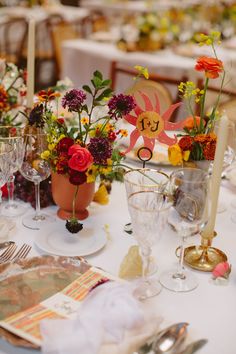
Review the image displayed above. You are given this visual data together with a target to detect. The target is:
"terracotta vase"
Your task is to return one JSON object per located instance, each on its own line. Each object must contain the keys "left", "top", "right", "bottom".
{"left": 51, "top": 173, "right": 95, "bottom": 220}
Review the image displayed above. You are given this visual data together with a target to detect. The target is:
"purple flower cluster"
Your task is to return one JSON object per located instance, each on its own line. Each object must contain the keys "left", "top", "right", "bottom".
{"left": 28, "top": 104, "right": 44, "bottom": 127}
{"left": 62, "top": 89, "right": 86, "bottom": 112}
{"left": 88, "top": 137, "right": 112, "bottom": 164}
{"left": 108, "top": 94, "right": 136, "bottom": 120}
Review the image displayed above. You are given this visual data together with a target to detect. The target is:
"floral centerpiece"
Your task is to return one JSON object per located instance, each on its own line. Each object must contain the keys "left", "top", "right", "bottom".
{"left": 0, "top": 59, "right": 27, "bottom": 126}
{"left": 168, "top": 31, "right": 225, "bottom": 166}
{"left": 28, "top": 71, "right": 135, "bottom": 233}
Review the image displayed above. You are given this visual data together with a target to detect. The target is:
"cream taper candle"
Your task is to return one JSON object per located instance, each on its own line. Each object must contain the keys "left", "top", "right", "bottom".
{"left": 26, "top": 19, "right": 35, "bottom": 108}
{"left": 202, "top": 114, "right": 229, "bottom": 238}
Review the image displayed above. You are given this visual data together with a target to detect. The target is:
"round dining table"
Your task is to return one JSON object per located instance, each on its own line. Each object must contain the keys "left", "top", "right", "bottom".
{"left": 0, "top": 158, "right": 235, "bottom": 354}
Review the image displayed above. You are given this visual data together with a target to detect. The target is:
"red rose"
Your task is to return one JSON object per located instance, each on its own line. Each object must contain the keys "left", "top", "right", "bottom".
{"left": 68, "top": 169, "right": 87, "bottom": 185}
{"left": 68, "top": 145, "right": 93, "bottom": 172}
{"left": 195, "top": 56, "right": 223, "bottom": 79}
{"left": 56, "top": 137, "right": 74, "bottom": 153}
{"left": 57, "top": 118, "right": 65, "bottom": 125}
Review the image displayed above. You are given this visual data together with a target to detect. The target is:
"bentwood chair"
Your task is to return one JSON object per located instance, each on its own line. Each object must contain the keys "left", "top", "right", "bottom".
{"left": 0, "top": 17, "right": 28, "bottom": 67}
{"left": 110, "top": 61, "right": 189, "bottom": 122}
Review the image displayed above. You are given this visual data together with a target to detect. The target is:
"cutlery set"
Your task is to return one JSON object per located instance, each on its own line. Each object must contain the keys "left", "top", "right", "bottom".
{"left": 0, "top": 242, "right": 31, "bottom": 263}
{"left": 136, "top": 323, "right": 207, "bottom": 354}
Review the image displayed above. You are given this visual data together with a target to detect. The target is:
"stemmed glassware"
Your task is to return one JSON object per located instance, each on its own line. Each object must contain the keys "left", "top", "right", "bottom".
{"left": 0, "top": 142, "right": 14, "bottom": 189}
{"left": 127, "top": 190, "right": 172, "bottom": 300}
{"left": 20, "top": 131, "right": 55, "bottom": 230}
{"left": 123, "top": 168, "right": 169, "bottom": 273}
{"left": 160, "top": 168, "right": 210, "bottom": 292}
{"left": 0, "top": 126, "right": 26, "bottom": 217}
{"left": 123, "top": 168, "right": 169, "bottom": 231}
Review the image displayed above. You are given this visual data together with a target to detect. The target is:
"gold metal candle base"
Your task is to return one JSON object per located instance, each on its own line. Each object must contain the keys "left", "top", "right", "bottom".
{"left": 184, "top": 231, "right": 228, "bottom": 272}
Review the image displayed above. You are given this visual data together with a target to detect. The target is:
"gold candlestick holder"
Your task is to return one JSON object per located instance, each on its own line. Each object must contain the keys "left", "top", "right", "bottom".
{"left": 184, "top": 231, "right": 228, "bottom": 272}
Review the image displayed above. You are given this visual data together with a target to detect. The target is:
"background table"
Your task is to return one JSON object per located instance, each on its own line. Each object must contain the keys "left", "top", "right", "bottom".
{"left": 0, "top": 161, "right": 235, "bottom": 354}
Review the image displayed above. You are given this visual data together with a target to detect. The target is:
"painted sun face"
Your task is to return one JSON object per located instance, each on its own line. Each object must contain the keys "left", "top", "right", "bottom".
{"left": 124, "top": 92, "right": 185, "bottom": 157}
{"left": 136, "top": 111, "right": 164, "bottom": 139}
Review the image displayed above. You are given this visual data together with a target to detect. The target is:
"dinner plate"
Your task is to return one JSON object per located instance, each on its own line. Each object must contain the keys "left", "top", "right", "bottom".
{"left": 34, "top": 221, "right": 107, "bottom": 257}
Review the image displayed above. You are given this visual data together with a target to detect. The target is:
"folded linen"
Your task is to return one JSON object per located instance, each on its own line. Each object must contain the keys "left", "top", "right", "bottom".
{"left": 40, "top": 281, "right": 162, "bottom": 354}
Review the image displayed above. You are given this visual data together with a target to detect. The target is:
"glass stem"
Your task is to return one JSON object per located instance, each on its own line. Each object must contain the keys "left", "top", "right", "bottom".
{"left": 34, "top": 182, "right": 41, "bottom": 220}
{"left": 173, "top": 231, "right": 186, "bottom": 280}
{"left": 7, "top": 174, "right": 15, "bottom": 205}
{"left": 141, "top": 246, "right": 151, "bottom": 281}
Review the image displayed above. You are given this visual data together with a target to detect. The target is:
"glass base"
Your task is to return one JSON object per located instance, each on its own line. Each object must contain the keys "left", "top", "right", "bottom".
{"left": 1, "top": 201, "right": 28, "bottom": 217}
{"left": 133, "top": 278, "right": 162, "bottom": 301}
{"left": 22, "top": 213, "right": 55, "bottom": 230}
{"left": 159, "top": 269, "right": 198, "bottom": 292}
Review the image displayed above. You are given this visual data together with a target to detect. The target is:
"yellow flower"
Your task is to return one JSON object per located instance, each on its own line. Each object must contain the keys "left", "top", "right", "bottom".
{"left": 100, "top": 165, "right": 112, "bottom": 175}
{"left": 183, "top": 150, "right": 190, "bottom": 161}
{"left": 168, "top": 144, "right": 183, "bottom": 166}
{"left": 48, "top": 143, "right": 56, "bottom": 151}
{"left": 105, "top": 123, "right": 115, "bottom": 131}
{"left": 120, "top": 129, "right": 128, "bottom": 137}
{"left": 93, "top": 185, "right": 109, "bottom": 205}
{"left": 134, "top": 65, "right": 149, "bottom": 79}
{"left": 86, "top": 165, "right": 98, "bottom": 183}
{"left": 81, "top": 116, "right": 89, "bottom": 125}
{"left": 40, "top": 150, "right": 50, "bottom": 159}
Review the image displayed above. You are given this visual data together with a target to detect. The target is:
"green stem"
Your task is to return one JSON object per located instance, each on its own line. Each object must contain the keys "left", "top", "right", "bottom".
{"left": 72, "top": 185, "right": 79, "bottom": 219}
{"left": 200, "top": 77, "right": 209, "bottom": 131}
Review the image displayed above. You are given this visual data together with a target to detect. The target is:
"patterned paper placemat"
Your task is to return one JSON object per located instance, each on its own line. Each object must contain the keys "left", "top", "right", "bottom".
{"left": 0, "top": 256, "right": 112, "bottom": 348}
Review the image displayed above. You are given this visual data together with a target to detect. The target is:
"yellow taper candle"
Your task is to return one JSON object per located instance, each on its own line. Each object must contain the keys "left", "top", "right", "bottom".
{"left": 26, "top": 19, "right": 35, "bottom": 108}
{"left": 202, "top": 114, "right": 229, "bottom": 238}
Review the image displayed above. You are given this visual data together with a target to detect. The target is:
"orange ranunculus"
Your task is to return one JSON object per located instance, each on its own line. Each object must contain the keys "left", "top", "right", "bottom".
{"left": 203, "top": 140, "right": 216, "bottom": 160}
{"left": 184, "top": 116, "right": 201, "bottom": 130}
{"left": 68, "top": 145, "right": 93, "bottom": 172}
{"left": 195, "top": 56, "right": 223, "bottom": 79}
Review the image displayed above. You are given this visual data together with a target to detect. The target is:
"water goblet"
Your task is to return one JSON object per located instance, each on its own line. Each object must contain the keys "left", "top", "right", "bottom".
{"left": 127, "top": 190, "right": 172, "bottom": 300}
{"left": 123, "top": 168, "right": 169, "bottom": 231}
{"left": 124, "top": 168, "right": 169, "bottom": 273}
{"left": 159, "top": 168, "right": 210, "bottom": 292}
{"left": 20, "top": 132, "right": 55, "bottom": 230}
{"left": 0, "top": 142, "right": 14, "bottom": 188}
{"left": 0, "top": 126, "right": 27, "bottom": 217}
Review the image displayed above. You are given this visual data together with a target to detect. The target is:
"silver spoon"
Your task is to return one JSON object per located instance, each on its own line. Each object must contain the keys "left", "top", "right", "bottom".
{"left": 137, "top": 322, "right": 189, "bottom": 354}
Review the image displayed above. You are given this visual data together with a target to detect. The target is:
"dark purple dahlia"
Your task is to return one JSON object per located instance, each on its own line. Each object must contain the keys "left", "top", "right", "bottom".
{"left": 28, "top": 104, "right": 44, "bottom": 127}
{"left": 62, "top": 89, "right": 86, "bottom": 112}
{"left": 88, "top": 137, "right": 112, "bottom": 164}
{"left": 108, "top": 94, "right": 136, "bottom": 120}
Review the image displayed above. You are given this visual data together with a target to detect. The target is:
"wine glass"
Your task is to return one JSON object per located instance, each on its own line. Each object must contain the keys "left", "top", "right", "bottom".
{"left": 159, "top": 168, "right": 210, "bottom": 292}
{"left": 127, "top": 190, "right": 172, "bottom": 300}
{"left": 0, "top": 126, "right": 27, "bottom": 217}
{"left": 123, "top": 168, "right": 169, "bottom": 232}
{"left": 0, "top": 142, "right": 14, "bottom": 189}
{"left": 123, "top": 168, "right": 169, "bottom": 273}
{"left": 20, "top": 132, "right": 55, "bottom": 230}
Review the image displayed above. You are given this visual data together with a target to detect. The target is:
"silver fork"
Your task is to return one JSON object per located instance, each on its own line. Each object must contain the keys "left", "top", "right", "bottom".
{"left": 0, "top": 243, "right": 17, "bottom": 263}
{"left": 11, "top": 244, "right": 32, "bottom": 261}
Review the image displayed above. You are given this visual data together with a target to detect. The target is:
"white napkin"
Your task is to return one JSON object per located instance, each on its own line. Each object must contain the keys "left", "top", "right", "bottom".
{"left": 40, "top": 281, "right": 162, "bottom": 354}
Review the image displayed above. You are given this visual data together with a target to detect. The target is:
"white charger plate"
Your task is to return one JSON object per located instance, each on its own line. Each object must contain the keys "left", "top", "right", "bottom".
{"left": 34, "top": 220, "right": 107, "bottom": 257}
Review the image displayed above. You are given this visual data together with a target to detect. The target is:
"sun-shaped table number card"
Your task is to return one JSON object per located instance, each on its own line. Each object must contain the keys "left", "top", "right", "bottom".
{"left": 124, "top": 92, "right": 186, "bottom": 162}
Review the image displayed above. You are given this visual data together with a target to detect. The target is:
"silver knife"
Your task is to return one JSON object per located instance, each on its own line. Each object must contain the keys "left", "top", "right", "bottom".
{"left": 177, "top": 339, "right": 208, "bottom": 354}
{"left": 0, "top": 241, "right": 15, "bottom": 250}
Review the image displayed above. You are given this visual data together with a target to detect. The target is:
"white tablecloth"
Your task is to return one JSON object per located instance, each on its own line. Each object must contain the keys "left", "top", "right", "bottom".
{"left": 61, "top": 39, "right": 236, "bottom": 94}
{"left": 0, "top": 5, "right": 89, "bottom": 23}
{"left": 0, "top": 164, "right": 235, "bottom": 353}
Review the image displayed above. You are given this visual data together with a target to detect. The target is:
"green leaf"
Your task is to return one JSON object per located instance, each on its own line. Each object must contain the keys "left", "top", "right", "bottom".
{"left": 93, "top": 71, "right": 103, "bottom": 80}
{"left": 82, "top": 85, "right": 92, "bottom": 94}
{"left": 91, "top": 76, "right": 102, "bottom": 88}
{"left": 102, "top": 79, "right": 112, "bottom": 87}
{"left": 96, "top": 88, "right": 113, "bottom": 101}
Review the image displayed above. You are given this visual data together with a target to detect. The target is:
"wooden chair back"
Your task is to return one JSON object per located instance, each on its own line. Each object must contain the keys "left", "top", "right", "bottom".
{"left": 110, "top": 61, "right": 188, "bottom": 121}
{"left": 0, "top": 17, "right": 27, "bottom": 67}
